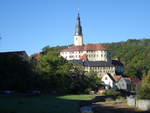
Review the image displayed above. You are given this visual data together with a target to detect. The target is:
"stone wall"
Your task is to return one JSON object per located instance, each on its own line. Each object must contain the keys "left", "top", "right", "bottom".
{"left": 136, "top": 100, "right": 150, "bottom": 111}
{"left": 127, "top": 96, "right": 136, "bottom": 106}
{"left": 127, "top": 96, "right": 150, "bottom": 111}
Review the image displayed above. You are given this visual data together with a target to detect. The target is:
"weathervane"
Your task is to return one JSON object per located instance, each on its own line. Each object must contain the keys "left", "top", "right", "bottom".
{"left": 78, "top": 8, "right": 80, "bottom": 13}
{"left": 77, "top": 8, "right": 80, "bottom": 16}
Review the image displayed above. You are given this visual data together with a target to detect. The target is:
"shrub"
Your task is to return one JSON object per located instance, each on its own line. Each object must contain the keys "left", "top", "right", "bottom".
{"left": 102, "top": 90, "right": 120, "bottom": 96}
{"left": 105, "top": 98, "right": 114, "bottom": 102}
{"left": 84, "top": 88, "right": 92, "bottom": 94}
{"left": 116, "top": 96, "right": 126, "bottom": 101}
{"left": 137, "top": 69, "right": 150, "bottom": 99}
{"left": 137, "top": 85, "right": 150, "bottom": 99}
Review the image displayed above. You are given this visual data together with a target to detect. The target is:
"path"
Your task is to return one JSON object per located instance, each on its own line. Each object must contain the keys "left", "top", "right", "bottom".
{"left": 92, "top": 101, "right": 149, "bottom": 113}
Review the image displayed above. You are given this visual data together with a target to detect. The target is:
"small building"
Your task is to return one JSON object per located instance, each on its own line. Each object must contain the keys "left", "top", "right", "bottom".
{"left": 116, "top": 77, "right": 131, "bottom": 91}
{"left": 101, "top": 73, "right": 121, "bottom": 89}
{"left": 0, "top": 51, "right": 29, "bottom": 61}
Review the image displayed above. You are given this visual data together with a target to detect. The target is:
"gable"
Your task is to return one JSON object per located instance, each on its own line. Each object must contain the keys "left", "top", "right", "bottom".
{"left": 102, "top": 73, "right": 115, "bottom": 83}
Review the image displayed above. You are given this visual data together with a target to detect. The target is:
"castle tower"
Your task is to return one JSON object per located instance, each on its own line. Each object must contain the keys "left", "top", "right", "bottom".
{"left": 74, "top": 13, "right": 83, "bottom": 46}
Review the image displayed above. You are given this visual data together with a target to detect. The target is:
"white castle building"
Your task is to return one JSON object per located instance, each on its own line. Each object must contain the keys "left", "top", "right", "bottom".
{"left": 60, "top": 13, "right": 124, "bottom": 77}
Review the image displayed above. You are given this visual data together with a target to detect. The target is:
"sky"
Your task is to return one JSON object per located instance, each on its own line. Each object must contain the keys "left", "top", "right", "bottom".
{"left": 0, "top": 0, "right": 150, "bottom": 55}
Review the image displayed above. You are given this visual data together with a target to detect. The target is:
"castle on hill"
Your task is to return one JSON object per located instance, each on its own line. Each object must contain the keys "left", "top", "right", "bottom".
{"left": 60, "top": 13, "right": 124, "bottom": 77}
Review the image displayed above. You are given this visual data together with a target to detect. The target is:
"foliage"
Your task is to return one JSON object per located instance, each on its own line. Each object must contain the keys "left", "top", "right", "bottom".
{"left": 102, "top": 90, "right": 120, "bottom": 96}
{"left": 116, "top": 96, "right": 126, "bottom": 101}
{"left": 137, "top": 85, "right": 150, "bottom": 99}
{"left": 85, "top": 71, "right": 101, "bottom": 90}
{"left": 0, "top": 45, "right": 101, "bottom": 93}
{"left": 142, "top": 69, "right": 150, "bottom": 85}
{"left": 0, "top": 54, "right": 37, "bottom": 92}
{"left": 137, "top": 69, "right": 150, "bottom": 99}
{"left": 105, "top": 98, "right": 114, "bottom": 102}
{"left": 1, "top": 38, "right": 150, "bottom": 93}
{"left": 106, "top": 39, "right": 150, "bottom": 79}
{"left": 33, "top": 46, "right": 101, "bottom": 94}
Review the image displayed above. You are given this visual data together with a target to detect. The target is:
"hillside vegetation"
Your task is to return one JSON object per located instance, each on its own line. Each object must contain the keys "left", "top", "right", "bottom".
{"left": 0, "top": 39, "right": 149, "bottom": 93}
{"left": 48, "top": 39, "right": 150, "bottom": 79}
{"left": 106, "top": 39, "right": 150, "bottom": 79}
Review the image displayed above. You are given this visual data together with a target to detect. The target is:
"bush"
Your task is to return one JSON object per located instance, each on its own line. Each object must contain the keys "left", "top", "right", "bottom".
{"left": 137, "top": 69, "right": 150, "bottom": 99}
{"left": 84, "top": 88, "right": 92, "bottom": 94}
{"left": 137, "top": 85, "right": 150, "bottom": 99}
{"left": 116, "top": 96, "right": 126, "bottom": 101}
{"left": 105, "top": 98, "right": 114, "bottom": 102}
{"left": 102, "top": 90, "right": 120, "bottom": 96}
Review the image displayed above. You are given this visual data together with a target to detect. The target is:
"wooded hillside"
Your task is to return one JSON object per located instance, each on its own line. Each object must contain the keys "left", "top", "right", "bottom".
{"left": 43, "top": 39, "right": 150, "bottom": 79}
{"left": 106, "top": 39, "right": 150, "bottom": 79}
{"left": 50, "top": 39, "right": 150, "bottom": 79}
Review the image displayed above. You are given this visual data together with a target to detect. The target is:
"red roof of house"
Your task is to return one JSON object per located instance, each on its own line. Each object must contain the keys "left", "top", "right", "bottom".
{"left": 125, "top": 77, "right": 141, "bottom": 86}
{"left": 125, "top": 77, "right": 132, "bottom": 81}
{"left": 31, "top": 53, "right": 42, "bottom": 61}
{"left": 61, "top": 44, "right": 106, "bottom": 52}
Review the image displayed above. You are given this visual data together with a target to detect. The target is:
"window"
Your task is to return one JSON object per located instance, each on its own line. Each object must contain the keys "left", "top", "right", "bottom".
{"left": 105, "top": 77, "right": 107, "bottom": 80}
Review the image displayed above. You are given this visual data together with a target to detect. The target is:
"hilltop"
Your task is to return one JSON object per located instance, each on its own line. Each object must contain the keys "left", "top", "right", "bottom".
{"left": 39, "top": 38, "right": 150, "bottom": 79}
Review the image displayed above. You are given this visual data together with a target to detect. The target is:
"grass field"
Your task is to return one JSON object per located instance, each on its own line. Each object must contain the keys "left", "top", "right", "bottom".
{"left": 0, "top": 94, "right": 96, "bottom": 113}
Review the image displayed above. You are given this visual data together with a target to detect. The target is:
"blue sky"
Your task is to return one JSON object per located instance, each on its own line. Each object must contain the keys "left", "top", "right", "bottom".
{"left": 0, "top": 0, "right": 150, "bottom": 55}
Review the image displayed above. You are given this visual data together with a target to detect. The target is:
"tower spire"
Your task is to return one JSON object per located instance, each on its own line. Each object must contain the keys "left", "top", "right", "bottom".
{"left": 75, "top": 11, "right": 83, "bottom": 36}
{"left": 74, "top": 11, "right": 84, "bottom": 46}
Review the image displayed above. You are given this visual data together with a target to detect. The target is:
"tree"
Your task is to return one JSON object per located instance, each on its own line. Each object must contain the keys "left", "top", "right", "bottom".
{"left": 106, "top": 38, "right": 150, "bottom": 79}
{"left": 0, "top": 54, "right": 37, "bottom": 92}
{"left": 33, "top": 46, "right": 102, "bottom": 94}
{"left": 137, "top": 69, "right": 150, "bottom": 99}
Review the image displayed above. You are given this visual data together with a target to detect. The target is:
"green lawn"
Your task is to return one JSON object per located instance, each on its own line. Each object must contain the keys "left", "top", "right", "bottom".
{"left": 0, "top": 94, "right": 96, "bottom": 113}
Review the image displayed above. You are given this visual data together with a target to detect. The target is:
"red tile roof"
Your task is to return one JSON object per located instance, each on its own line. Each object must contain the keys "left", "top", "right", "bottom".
{"left": 125, "top": 77, "right": 141, "bottom": 86}
{"left": 31, "top": 53, "right": 42, "bottom": 61}
{"left": 125, "top": 77, "right": 132, "bottom": 81}
{"left": 61, "top": 44, "right": 106, "bottom": 52}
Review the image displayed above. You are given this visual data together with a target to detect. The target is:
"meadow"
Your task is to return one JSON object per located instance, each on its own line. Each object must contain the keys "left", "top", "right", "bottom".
{"left": 0, "top": 94, "right": 95, "bottom": 113}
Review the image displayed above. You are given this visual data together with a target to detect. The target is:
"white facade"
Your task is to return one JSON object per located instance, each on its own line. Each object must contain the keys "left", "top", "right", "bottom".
{"left": 101, "top": 74, "right": 115, "bottom": 88}
{"left": 60, "top": 50, "right": 112, "bottom": 62}
{"left": 85, "top": 66, "right": 115, "bottom": 77}
{"left": 74, "top": 35, "right": 83, "bottom": 46}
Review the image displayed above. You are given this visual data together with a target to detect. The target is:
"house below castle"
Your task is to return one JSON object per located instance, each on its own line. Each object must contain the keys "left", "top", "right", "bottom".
{"left": 60, "top": 13, "right": 124, "bottom": 77}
